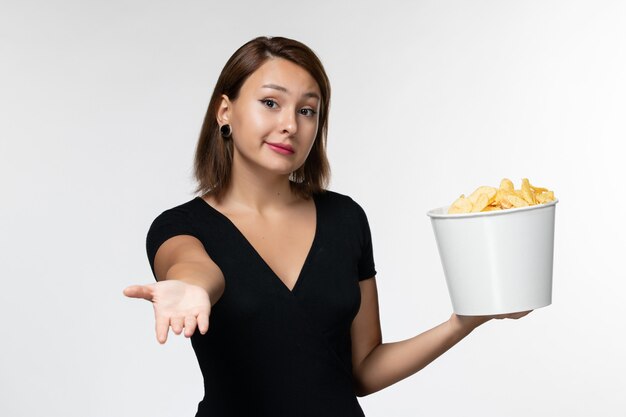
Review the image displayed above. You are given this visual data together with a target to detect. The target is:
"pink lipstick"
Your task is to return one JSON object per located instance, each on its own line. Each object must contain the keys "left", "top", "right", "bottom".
{"left": 266, "top": 142, "right": 294, "bottom": 155}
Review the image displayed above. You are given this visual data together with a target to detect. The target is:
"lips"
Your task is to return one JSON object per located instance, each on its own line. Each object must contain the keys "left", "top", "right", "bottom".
{"left": 265, "top": 142, "right": 295, "bottom": 154}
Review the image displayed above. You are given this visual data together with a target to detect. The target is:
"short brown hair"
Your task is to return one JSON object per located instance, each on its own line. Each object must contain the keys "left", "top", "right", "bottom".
{"left": 193, "top": 36, "right": 331, "bottom": 200}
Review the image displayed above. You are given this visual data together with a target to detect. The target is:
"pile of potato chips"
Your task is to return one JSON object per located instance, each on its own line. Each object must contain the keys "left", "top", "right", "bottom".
{"left": 448, "top": 178, "right": 556, "bottom": 214}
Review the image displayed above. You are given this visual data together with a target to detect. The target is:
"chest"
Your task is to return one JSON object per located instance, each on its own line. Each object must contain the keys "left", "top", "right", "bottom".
{"left": 232, "top": 214, "right": 316, "bottom": 291}
{"left": 216, "top": 201, "right": 317, "bottom": 291}
{"left": 199, "top": 196, "right": 363, "bottom": 336}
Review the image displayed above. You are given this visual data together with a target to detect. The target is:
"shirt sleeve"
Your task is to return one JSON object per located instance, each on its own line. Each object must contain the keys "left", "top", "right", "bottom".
{"left": 354, "top": 201, "right": 377, "bottom": 281}
{"left": 145, "top": 206, "right": 199, "bottom": 281}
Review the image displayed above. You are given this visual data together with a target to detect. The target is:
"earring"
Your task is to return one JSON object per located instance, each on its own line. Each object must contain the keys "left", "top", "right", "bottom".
{"left": 220, "top": 124, "right": 232, "bottom": 138}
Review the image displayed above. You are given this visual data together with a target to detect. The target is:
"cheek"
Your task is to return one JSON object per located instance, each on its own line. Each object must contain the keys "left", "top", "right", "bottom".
{"left": 233, "top": 104, "right": 272, "bottom": 138}
{"left": 304, "top": 120, "right": 319, "bottom": 144}
{"left": 300, "top": 125, "right": 318, "bottom": 160}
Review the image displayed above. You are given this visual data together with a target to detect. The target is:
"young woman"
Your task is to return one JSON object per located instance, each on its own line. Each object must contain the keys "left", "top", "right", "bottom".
{"left": 124, "top": 36, "right": 530, "bottom": 417}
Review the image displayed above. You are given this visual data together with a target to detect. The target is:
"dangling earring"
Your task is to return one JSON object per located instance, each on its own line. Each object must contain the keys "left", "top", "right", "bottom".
{"left": 290, "top": 168, "right": 305, "bottom": 184}
{"left": 220, "top": 124, "right": 232, "bottom": 138}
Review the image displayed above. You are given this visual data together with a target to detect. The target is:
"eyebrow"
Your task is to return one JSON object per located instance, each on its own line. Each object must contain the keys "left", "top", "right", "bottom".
{"left": 261, "top": 84, "right": 320, "bottom": 100}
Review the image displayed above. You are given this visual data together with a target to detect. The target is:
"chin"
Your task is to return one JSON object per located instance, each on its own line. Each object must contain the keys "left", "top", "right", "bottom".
{"left": 262, "top": 160, "right": 301, "bottom": 176}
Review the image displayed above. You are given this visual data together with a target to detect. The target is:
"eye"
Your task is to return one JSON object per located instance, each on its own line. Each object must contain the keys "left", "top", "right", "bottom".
{"left": 299, "top": 108, "right": 317, "bottom": 117}
{"left": 261, "top": 99, "right": 278, "bottom": 109}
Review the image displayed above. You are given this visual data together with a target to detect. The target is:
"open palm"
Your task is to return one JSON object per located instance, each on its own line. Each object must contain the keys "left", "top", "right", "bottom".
{"left": 124, "top": 280, "right": 211, "bottom": 343}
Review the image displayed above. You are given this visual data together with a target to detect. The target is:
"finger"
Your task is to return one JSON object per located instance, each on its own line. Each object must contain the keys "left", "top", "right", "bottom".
{"left": 170, "top": 316, "right": 184, "bottom": 335}
{"left": 495, "top": 310, "right": 533, "bottom": 320}
{"left": 184, "top": 316, "right": 197, "bottom": 338}
{"left": 155, "top": 314, "right": 169, "bottom": 344}
{"left": 505, "top": 310, "right": 530, "bottom": 319}
{"left": 197, "top": 307, "right": 210, "bottom": 335}
{"left": 123, "top": 285, "right": 154, "bottom": 301}
{"left": 513, "top": 310, "right": 533, "bottom": 319}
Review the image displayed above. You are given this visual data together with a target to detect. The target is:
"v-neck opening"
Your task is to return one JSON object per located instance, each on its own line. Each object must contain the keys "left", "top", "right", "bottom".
{"left": 194, "top": 194, "right": 320, "bottom": 295}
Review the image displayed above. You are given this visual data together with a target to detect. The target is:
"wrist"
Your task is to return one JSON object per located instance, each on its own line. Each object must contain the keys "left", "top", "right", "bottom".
{"left": 166, "top": 265, "right": 211, "bottom": 293}
{"left": 164, "top": 262, "right": 224, "bottom": 306}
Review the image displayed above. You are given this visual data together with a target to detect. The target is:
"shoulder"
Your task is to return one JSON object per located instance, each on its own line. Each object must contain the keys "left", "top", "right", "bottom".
{"left": 145, "top": 197, "right": 207, "bottom": 279}
{"left": 316, "top": 190, "right": 375, "bottom": 266}
{"left": 146, "top": 197, "right": 205, "bottom": 245}
{"left": 315, "top": 189, "right": 364, "bottom": 210}
{"left": 146, "top": 197, "right": 207, "bottom": 240}
{"left": 150, "top": 197, "right": 203, "bottom": 223}
{"left": 315, "top": 189, "right": 370, "bottom": 223}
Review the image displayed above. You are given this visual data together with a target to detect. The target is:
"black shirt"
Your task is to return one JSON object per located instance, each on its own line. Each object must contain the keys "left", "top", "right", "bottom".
{"left": 146, "top": 190, "right": 377, "bottom": 416}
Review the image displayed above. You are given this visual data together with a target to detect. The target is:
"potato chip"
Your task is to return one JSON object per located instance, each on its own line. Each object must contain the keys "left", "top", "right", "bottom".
{"left": 467, "top": 186, "right": 497, "bottom": 212}
{"left": 495, "top": 189, "right": 521, "bottom": 208}
{"left": 448, "top": 194, "right": 473, "bottom": 214}
{"left": 468, "top": 186, "right": 497, "bottom": 204}
{"left": 530, "top": 184, "right": 548, "bottom": 193}
{"left": 536, "top": 190, "right": 555, "bottom": 204}
{"left": 447, "top": 178, "right": 555, "bottom": 214}
{"left": 504, "top": 192, "right": 530, "bottom": 208}
{"left": 471, "top": 193, "right": 490, "bottom": 212}
{"left": 520, "top": 178, "right": 536, "bottom": 205}
{"left": 499, "top": 178, "right": 514, "bottom": 192}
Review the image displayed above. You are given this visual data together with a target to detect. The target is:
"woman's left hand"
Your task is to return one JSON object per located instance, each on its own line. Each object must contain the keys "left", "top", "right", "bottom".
{"left": 450, "top": 310, "right": 533, "bottom": 334}
{"left": 490, "top": 310, "right": 533, "bottom": 320}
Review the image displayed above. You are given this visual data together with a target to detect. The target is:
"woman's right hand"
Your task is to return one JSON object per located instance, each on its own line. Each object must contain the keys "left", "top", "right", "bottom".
{"left": 124, "top": 280, "right": 211, "bottom": 344}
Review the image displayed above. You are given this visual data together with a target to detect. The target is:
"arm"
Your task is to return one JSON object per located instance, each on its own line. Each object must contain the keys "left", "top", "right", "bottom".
{"left": 350, "top": 277, "right": 528, "bottom": 396}
{"left": 124, "top": 235, "right": 225, "bottom": 343}
{"left": 152, "top": 235, "right": 225, "bottom": 305}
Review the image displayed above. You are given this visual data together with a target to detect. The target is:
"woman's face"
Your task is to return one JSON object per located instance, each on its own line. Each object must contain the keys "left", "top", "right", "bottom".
{"left": 219, "top": 58, "right": 321, "bottom": 179}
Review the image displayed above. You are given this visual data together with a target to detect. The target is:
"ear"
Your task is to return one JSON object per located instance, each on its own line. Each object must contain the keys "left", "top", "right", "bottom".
{"left": 216, "top": 94, "right": 232, "bottom": 125}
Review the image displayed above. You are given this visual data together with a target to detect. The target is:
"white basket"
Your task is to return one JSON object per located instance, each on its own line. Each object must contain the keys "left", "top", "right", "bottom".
{"left": 427, "top": 199, "right": 558, "bottom": 315}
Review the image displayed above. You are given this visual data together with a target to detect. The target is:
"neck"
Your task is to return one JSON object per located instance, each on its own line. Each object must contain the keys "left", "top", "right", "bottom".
{"left": 222, "top": 155, "right": 299, "bottom": 214}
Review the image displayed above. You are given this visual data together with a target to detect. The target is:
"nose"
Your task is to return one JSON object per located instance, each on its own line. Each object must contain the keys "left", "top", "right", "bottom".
{"left": 279, "top": 108, "right": 297, "bottom": 136}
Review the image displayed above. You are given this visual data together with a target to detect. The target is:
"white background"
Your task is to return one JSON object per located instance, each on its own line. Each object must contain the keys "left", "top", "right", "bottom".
{"left": 1, "top": 1, "right": 625, "bottom": 416}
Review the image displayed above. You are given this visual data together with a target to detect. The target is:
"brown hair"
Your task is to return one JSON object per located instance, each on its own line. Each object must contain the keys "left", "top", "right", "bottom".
{"left": 193, "top": 36, "right": 331, "bottom": 200}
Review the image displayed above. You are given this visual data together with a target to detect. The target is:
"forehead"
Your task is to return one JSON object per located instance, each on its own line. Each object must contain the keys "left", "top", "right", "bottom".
{"left": 241, "top": 58, "right": 321, "bottom": 96}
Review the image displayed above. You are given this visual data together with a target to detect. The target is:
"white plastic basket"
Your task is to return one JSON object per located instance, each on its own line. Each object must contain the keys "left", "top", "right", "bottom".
{"left": 427, "top": 199, "right": 558, "bottom": 315}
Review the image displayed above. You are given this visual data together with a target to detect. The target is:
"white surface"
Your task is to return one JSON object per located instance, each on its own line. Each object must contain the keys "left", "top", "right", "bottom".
{"left": 1, "top": 1, "right": 625, "bottom": 416}
{"left": 428, "top": 200, "right": 557, "bottom": 315}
